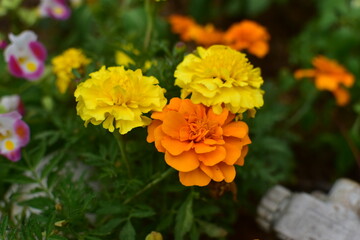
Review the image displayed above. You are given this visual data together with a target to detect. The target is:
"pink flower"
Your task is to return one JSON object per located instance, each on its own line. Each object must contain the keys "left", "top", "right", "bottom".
{"left": 4, "top": 31, "right": 47, "bottom": 81}
{"left": 0, "top": 40, "right": 7, "bottom": 49}
{"left": 39, "top": 0, "right": 71, "bottom": 20}
{"left": 0, "top": 95, "right": 25, "bottom": 116}
{"left": 0, "top": 111, "right": 30, "bottom": 162}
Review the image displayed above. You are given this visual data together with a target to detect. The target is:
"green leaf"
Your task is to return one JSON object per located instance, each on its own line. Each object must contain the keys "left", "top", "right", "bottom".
{"left": 197, "top": 220, "right": 228, "bottom": 238}
{"left": 19, "top": 197, "right": 54, "bottom": 210}
{"left": 96, "top": 204, "right": 127, "bottom": 215}
{"left": 23, "top": 141, "right": 46, "bottom": 168}
{"left": 175, "top": 194, "right": 194, "bottom": 240}
{"left": 130, "top": 205, "right": 155, "bottom": 218}
{"left": 119, "top": 220, "right": 136, "bottom": 240}
{"left": 4, "top": 175, "right": 36, "bottom": 184}
{"left": 94, "top": 218, "right": 125, "bottom": 236}
{"left": 0, "top": 215, "right": 8, "bottom": 236}
{"left": 48, "top": 236, "right": 69, "bottom": 240}
{"left": 41, "top": 152, "right": 64, "bottom": 179}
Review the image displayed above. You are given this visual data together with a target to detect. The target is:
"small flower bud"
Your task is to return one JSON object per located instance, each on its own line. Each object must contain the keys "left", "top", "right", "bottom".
{"left": 145, "top": 231, "right": 163, "bottom": 240}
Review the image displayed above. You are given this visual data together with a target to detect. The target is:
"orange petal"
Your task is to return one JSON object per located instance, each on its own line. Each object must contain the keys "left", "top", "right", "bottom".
{"left": 153, "top": 126, "right": 166, "bottom": 152}
{"left": 217, "top": 163, "right": 236, "bottom": 182}
{"left": 161, "top": 136, "right": 193, "bottom": 156}
{"left": 235, "top": 145, "right": 249, "bottom": 166}
{"left": 166, "top": 97, "right": 183, "bottom": 111}
{"left": 162, "top": 111, "right": 187, "bottom": 139}
{"left": 151, "top": 112, "right": 166, "bottom": 121}
{"left": 294, "top": 69, "right": 316, "bottom": 79}
{"left": 332, "top": 87, "right": 350, "bottom": 106}
{"left": 223, "top": 113, "right": 236, "bottom": 126}
{"left": 222, "top": 121, "right": 248, "bottom": 138}
{"left": 200, "top": 164, "right": 224, "bottom": 182}
{"left": 198, "top": 146, "right": 226, "bottom": 166}
{"left": 179, "top": 126, "right": 190, "bottom": 141}
{"left": 179, "top": 168, "right": 211, "bottom": 186}
{"left": 248, "top": 41, "right": 268, "bottom": 58}
{"left": 194, "top": 142, "right": 216, "bottom": 153}
{"left": 315, "top": 75, "right": 338, "bottom": 91}
{"left": 223, "top": 138, "right": 243, "bottom": 165}
{"left": 147, "top": 120, "right": 162, "bottom": 143}
{"left": 178, "top": 99, "right": 198, "bottom": 115}
{"left": 165, "top": 150, "right": 199, "bottom": 172}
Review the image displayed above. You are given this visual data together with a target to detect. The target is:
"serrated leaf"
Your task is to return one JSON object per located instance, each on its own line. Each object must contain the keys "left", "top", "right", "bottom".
{"left": 119, "top": 220, "right": 136, "bottom": 240}
{"left": 175, "top": 194, "right": 194, "bottom": 240}
{"left": 19, "top": 197, "right": 54, "bottom": 210}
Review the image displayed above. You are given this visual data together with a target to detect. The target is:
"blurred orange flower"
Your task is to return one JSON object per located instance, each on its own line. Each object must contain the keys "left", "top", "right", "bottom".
{"left": 224, "top": 20, "right": 270, "bottom": 58}
{"left": 168, "top": 15, "right": 224, "bottom": 47}
{"left": 147, "top": 98, "right": 251, "bottom": 187}
{"left": 294, "top": 56, "right": 355, "bottom": 106}
{"left": 168, "top": 15, "right": 270, "bottom": 57}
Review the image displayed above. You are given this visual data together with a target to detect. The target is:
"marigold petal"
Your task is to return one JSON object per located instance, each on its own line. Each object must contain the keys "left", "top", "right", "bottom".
{"left": 294, "top": 69, "right": 316, "bottom": 79}
{"left": 332, "top": 87, "right": 350, "bottom": 106}
{"left": 162, "top": 111, "right": 187, "bottom": 139}
{"left": 315, "top": 75, "right": 338, "bottom": 91}
{"left": 153, "top": 125, "right": 166, "bottom": 152}
{"left": 207, "top": 107, "right": 229, "bottom": 126}
{"left": 179, "top": 168, "right": 211, "bottom": 186}
{"left": 165, "top": 150, "right": 199, "bottom": 172}
{"left": 194, "top": 142, "right": 216, "bottom": 153}
{"left": 223, "top": 138, "right": 243, "bottom": 165}
{"left": 147, "top": 120, "right": 161, "bottom": 143}
{"left": 235, "top": 145, "right": 249, "bottom": 166}
{"left": 161, "top": 136, "right": 193, "bottom": 156}
{"left": 217, "top": 163, "right": 236, "bottom": 182}
{"left": 222, "top": 121, "right": 249, "bottom": 138}
{"left": 248, "top": 41, "right": 268, "bottom": 58}
{"left": 200, "top": 164, "right": 225, "bottom": 182}
{"left": 198, "top": 146, "right": 226, "bottom": 166}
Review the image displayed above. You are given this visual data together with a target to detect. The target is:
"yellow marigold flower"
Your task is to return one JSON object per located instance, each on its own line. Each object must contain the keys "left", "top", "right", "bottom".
{"left": 294, "top": 55, "right": 355, "bottom": 106}
{"left": 174, "top": 45, "right": 264, "bottom": 116}
{"left": 74, "top": 66, "right": 167, "bottom": 134}
{"left": 52, "top": 48, "right": 90, "bottom": 93}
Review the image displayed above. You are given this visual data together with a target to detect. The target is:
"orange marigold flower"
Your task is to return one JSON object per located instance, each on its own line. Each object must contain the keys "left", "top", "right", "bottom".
{"left": 168, "top": 15, "right": 224, "bottom": 47}
{"left": 187, "top": 24, "right": 224, "bottom": 47}
{"left": 294, "top": 56, "right": 355, "bottom": 106}
{"left": 168, "top": 15, "right": 197, "bottom": 41}
{"left": 224, "top": 20, "right": 270, "bottom": 58}
{"left": 147, "top": 98, "right": 251, "bottom": 187}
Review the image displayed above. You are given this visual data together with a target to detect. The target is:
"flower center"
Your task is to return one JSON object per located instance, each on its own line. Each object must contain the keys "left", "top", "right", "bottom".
{"left": 4, "top": 140, "right": 15, "bottom": 151}
{"left": 186, "top": 117, "right": 217, "bottom": 142}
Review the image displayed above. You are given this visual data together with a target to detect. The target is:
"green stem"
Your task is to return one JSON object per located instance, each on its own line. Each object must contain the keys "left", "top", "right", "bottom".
{"left": 124, "top": 168, "right": 174, "bottom": 204}
{"left": 286, "top": 87, "right": 318, "bottom": 128}
{"left": 114, "top": 132, "right": 132, "bottom": 177}
{"left": 143, "top": 0, "right": 154, "bottom": 50}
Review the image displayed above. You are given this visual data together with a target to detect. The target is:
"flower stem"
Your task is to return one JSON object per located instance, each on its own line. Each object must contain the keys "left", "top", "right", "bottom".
{"left": 113, "top": 132, "right": 132, "bottom": 178}
{"left": 143, "top": 0, "right": 154, "bottom": 51}
{"left": 286, "top": 87, "right": 318, "bottom": 128}
{"left": 124, "top": 168, "right": 174, "bottom": 204}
